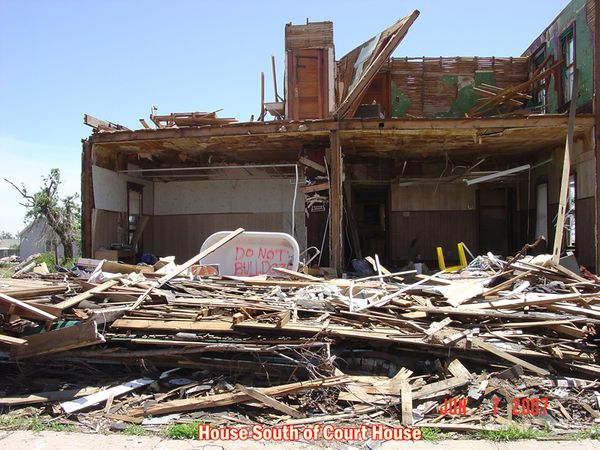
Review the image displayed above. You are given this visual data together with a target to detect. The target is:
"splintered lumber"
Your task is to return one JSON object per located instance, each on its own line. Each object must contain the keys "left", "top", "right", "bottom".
{"left": 158, "top": 228, "right": 244, "bottom": 286}
{"left": 12, "top": 253, "right": 41, "bottom": 272}
{"left": 400, "top": 380, "right": 413, "bottom": 426}
{"left": 0, "top": 285, "right": 69, "bottom": 300}
{"left": 552, "top": 69, "right": 578, "bottom": 265}
{"left": 298, "top": 156, "right": 326, "bottom": 173}
{"left": 236, "top": 384, "right": 305, "bottom": 418}
{"left": 355, "top": 270, "right": 446, "bottom": 311}
{"left": 272, "top": 267, "right": 322, "bottom": 281}
{"left": 0, "top": 292, "right": 57, "bottom": 322}
{"left": 463, "top": 292, "right": 595, "bottom": 310}
{"left": 110, "top": 318, "right": 234, "bottom": 333}
{"left": 101, "top": 260, "right": 154, "bottom": 274}
{"left": 61, "top": 376, "right": 156, "bottom": 414}
{"left": 12, "top": 262, "right": 36, "bottom": 278}
{"left": 130, "top": 376, "right": 349, "bottom": 416}
{"left": 412, "top": 377, "right": 470, "bottom": 400}
{"left": 436, "top": 279, "right": 487, "bottom": 307}
{"left": 0, "top": 387, "right": 101, "bottom": 406}
{"left": 0, "top": 334, "right": 27, "bottom": 346}
{"left": 447, "top": 359, "right": 472, "bottom": 379}
{"left": 471, "top": 337, "right": 549, "bottom": 376}
{"left": 54, "top": 279, "right": 120, "bottom": 311}
{"left": 12, "top": 321, "right": 105, "bottom": 360}
{"left": 424, "top": 317, "right": 453, "bottom": 336}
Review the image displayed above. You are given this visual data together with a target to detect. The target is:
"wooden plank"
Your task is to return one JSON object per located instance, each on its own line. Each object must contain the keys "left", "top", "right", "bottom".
{"left": 101, "top": 260, "right": 154, "bottom": 274}
{"left": 272, "top": 267, "right": 322, "bottom": 281}
{"left": 0, "top": 387, "right": 100, "bottom": 406}
{"left": 83, "top": 114, "right": 130, "bottom": 131}
{"left": 329, "top": 130, "right": 343, "bottom": 275}
{"left": 54, "top": 279, "right": 119, "bottom": 311}
{"left": 0, "top": 285, "right": 69, "bottom": 300}
{"left": 61, "top": 376, "right": 155, "bottom": 414}
{"left": 298, "top": 156, "right": 326, "bottom": 173}
{"left": 0, "top": 292, "right": 57, "bottom": 322}
{"left": 236, "top": 384, "right": 305, "bottom": 418}
{"left": 447, "top": 359, "right": 472, "bottom": 379}
{"left": 300, "top": 182, "right": 329, "bottom": 194}
{"left": 471, "top": 337, "right": 549, "bottom": 376}
{"left": 464, "top": 292, "right": 594, "bottom": 310}
{"left": 0, "top": 334, "right": 27, "bottom": 346}
{"left": 412, "top": 377, "right": 470, "bottom": 400}
{"left": 552, "top": 69, "right": 578, "bottom": 265}
{"left": 400, "top": 380, "right": 413, "bottom": 426}
{"left": 423, "top": 317, "right": 453, "bottom": 336}
{"left": 158, "top": 228, "right": 244, "bottom": 286}
{"left": 355, "top": 270, "right": 446, "bottom": 312}
{"left": 110, "top": 318, "right": 234, "bottom": 332}
{"left": 12, "top": 321, "right": 105, "bottom": 360}
{"left": 129, "top": 376, "right": 349, "bottom": 416}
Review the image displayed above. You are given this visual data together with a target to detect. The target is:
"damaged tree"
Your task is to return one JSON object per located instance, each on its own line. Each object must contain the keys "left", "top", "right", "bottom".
{"left": 5, "top": 169, "right": 80, "bottom": 260}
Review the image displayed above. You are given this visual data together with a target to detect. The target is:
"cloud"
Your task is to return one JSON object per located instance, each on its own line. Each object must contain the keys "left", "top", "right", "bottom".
{"left": 0, "top": 135, "right": 81, "bottom": 235}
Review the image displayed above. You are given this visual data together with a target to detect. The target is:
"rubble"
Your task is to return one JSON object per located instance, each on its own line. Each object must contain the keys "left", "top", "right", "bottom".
{"left": 1, "top": 231, "right": 600, "bottom": 439}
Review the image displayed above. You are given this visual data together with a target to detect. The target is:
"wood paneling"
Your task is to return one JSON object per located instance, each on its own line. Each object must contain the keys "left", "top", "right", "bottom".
{"left": 576, "top": 196, "right": 595, "bottom": 269}
{"left": 391, "top": 184, "right": 476, "bottom": 212}
{"left": 356, "top": 72, "right": 391, "bottom": 117}
{"left": 92, "top": 209, "right": 123, "bottom": 253}
{"left": 150, "top": 212, "right": 303, "bottom": 262}
{"left": 285, "top": 22, "right": 333, "bottom": 50}
{"left": 390, "top": 211, "right": 477, "bottom": 266}
{"left": 388, "top": 57, "right": 529, "bottom": 118}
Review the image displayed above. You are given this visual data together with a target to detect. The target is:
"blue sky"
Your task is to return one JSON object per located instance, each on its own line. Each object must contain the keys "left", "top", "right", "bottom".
{"left": 0, "top": 0, "right": 569, "bottom": 235}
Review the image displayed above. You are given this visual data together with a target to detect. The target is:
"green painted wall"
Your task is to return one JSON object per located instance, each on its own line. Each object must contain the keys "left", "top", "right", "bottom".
{"left": 390, "top": 72, "right": 499, "bottom": 118}
{"left": 391, "top": 81, "right": 410, "bottom": 117}
{"left": 437, "top": 72, "right": 497, "bottom": 118}
{"left": 530, "top": 0, "right": 593, "bottom": 112}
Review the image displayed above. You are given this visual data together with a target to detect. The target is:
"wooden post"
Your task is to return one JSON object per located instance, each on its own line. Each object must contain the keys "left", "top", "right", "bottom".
{"left": 552, "top": 68, "right": 578, "bottom": 266}
{"left": 81, "top": 140, "right": 94, "bottom": 258}
{"left": 595, "top": 0, "right": 600, "bottom": 272}
{"left": 329, "top": 129, "right": 343, "bottom": 274}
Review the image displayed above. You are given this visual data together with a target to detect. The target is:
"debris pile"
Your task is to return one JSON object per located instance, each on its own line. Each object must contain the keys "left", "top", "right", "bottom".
{"left": 1, "top": 229, "right": 600, "bottom": 436}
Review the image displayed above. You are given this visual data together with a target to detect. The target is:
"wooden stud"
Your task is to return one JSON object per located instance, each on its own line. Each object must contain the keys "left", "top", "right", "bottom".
{"left": 329, "top": 130, "right": 343, "bottom": 274}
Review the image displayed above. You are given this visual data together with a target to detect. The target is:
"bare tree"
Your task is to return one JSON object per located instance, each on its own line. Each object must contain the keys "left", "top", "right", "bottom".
{"left": 5, "top": 169, "right": 80, "bottom": 261}
{"left": 0, "top": 231, "right": 14, "bottom": 239}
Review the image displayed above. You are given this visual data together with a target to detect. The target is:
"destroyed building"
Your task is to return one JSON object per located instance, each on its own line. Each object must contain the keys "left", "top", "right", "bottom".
{"left": 5, "top": 1, "right": 600, "bottom": 436}
{"left": 82, "top": 1, "right": 597, "bottom": 275}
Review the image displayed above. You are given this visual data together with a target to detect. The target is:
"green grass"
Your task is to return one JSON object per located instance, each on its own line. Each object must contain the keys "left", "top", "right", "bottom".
{"left": 0, "top": 266, "right": 14, "bottom": 278}
{"left": 0, "top": 416, "right": 27, "bottom": 428}
{"left": 163, "top": 423, "right": 199, "bottom": 440}
{"left": 421, "top": 427, "right": 441, "bottom": 441}
{"left": 123, "top": 424, "right": 147, "bottom": 436}
{"left": 0, "top": 415, "right": 74, "bottom": 432}
{"left": 475, "top": 425, "right": 548, "bottom": 441}
{"left": 572, "top": 426, "right": 600, "bottom": 440}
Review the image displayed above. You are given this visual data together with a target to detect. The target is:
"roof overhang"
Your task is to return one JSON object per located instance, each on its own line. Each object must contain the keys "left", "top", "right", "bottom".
{"left": 89, "top": 115, "right": 594, "bottom": 169}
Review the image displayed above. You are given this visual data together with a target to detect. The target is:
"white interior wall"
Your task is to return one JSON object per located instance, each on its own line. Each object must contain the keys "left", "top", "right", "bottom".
{"left": 92, "top": 165, "right": 154, "bottom": 214}
{"left": 154, "top": 179, "right": 304, "bottom": 215}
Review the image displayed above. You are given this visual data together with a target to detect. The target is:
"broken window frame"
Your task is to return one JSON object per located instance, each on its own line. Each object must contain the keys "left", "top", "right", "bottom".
{"left": 531, "top": 45, "right": 547, "bottom": 113}
{"left": 565, "top": 173, "right": 576, "bottom": 251}
{"left": 560, "top": 25, "right": 575, "bottom": 107}
{"left": 127, "top": 182, "right": 143, "bottom": 247}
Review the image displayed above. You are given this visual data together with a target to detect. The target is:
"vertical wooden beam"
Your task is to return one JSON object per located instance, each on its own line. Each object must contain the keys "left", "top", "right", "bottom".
{"left": 595, "top": 0, "right": 600, "bottom": 272}
{"left": 81, "top": 140, "right": 94, "bottom": 258}
{"left": 552, "top": 70, "right": 578, "bottom": 266}
{"left": 329, "top": 129, "right": 343, "bottom": 274}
